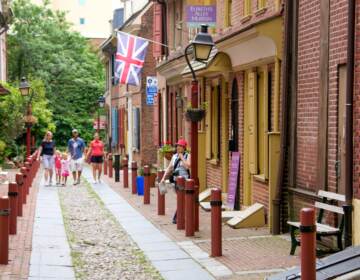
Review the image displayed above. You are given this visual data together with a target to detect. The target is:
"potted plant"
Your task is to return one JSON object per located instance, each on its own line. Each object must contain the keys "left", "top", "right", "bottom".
{"left": 158, "top": 141, "right": 175, "bottom": 160}
{"left": 185, "top": 102, "right": 208, "bottom": 122}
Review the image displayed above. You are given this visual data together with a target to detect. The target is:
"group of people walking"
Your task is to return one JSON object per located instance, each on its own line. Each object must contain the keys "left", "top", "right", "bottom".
{"left": 37, "top": 129, "right": 105, "bottom": 186}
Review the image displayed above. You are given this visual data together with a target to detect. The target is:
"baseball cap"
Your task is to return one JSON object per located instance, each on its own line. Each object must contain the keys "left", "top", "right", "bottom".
{"left": 72, "top": 129, "right": 78, "bottom": 134}
{"left": 175, "top": 139, "right": 187, "bottom": 148}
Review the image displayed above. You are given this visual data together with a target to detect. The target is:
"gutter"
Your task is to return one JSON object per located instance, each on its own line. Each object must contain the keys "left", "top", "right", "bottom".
{"left": 272, "top": 0, "right": 296, "bottom": 234}
{"left": 344, "top": 0, "right": 355, "bottom": 248}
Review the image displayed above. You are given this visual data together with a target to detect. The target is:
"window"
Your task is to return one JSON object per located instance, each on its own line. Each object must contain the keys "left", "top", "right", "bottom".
{"left": 79, "top": 18, "right": 85, "bottom": 25}
{"left": 225, "top": 0, "right": 232, "bottom": 27}
{"left": 244, "top": 0, "right": 251, "bottom": 16}
{"left": 258, "top": 0, "right": 266, "bottom": 9}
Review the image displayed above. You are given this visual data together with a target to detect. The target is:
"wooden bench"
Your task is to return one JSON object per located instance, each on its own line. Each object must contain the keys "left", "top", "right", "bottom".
{"left": 287, "top": 190, "right": 345, "bottom": 255}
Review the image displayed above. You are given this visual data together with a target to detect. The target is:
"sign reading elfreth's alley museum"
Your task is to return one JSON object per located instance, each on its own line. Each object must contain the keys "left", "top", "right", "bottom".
{"left": 186, "top": 0, "right": 216, "bottom": 27}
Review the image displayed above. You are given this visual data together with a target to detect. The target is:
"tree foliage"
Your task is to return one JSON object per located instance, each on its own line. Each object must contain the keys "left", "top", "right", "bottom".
{"left": 8, "top": 0, "right": 105, "bottom": 146}
{"left": 0, "top": 80, "right": 54, "bottom": 162}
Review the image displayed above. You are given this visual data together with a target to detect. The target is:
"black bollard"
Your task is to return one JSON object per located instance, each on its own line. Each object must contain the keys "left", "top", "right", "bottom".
{"left": 114, "top": 154, "right": 120, "bottom": 182}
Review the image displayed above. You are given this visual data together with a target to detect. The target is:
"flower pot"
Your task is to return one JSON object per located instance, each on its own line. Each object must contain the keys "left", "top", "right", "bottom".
{"left": 163, "top": 151, "right": 174, "bottom": 160}
{"left": 185, "top": 108, "right": 206, "bottom": 122}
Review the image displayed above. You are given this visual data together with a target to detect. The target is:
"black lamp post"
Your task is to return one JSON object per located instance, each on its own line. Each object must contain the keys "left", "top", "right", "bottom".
{"left": 19, "top": 77, "right": 36, "bottom": 157}
{"left": 184, "top": 25, "right": 214, "bottom": 231}
{"left": 97, "top": 96, "right": 106, "bottom": 133}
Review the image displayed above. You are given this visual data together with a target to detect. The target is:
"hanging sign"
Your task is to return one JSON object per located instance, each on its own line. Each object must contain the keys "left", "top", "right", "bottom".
{"left": 227, "top": 152, "right": 240, "bottom": 210}
{"left": 186, "top": 0, "right": 216, "bottom": 27}
{"left": 146, "top": 76, "right": 158, "bottom": 105}
{"left": 93, "top": 116, "right": 106, "bottom": 130}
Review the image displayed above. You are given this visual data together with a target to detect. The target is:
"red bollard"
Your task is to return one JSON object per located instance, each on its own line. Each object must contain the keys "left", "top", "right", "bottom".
{"left": 144, "top": 165, "right": 150, "bottom": 204}
{"left": 194, "top": 178, "right": 200, "bottom": 232}
{"left": 176, "top": 176, "right": 185, "bottom": 230}
{"left": 157, "top": 170, "right": 165, "bottom": 215}
{"left": 131, "top": 161, "right": 137, "bottom": 194}
{"left": 20, "top": 167, "right": 28, "bottom": 204}
{"left": 122, "top": 158, "right": 129, "bottom": 188}
{"left": 104, "top": 153, "right": 108, "bottom": 175}
{"left": 300, "top": 208, "right": 316, "bottom": 280}
{"left": 0, "top": 196, "right": 10, "bottom": 264}
{"left": 211, "top": 188, "right": 222, "bottom": 257}
{"left": 15, "top": 174, "right": 24, "bottom": 217}
{"left": 185, "top": 179, "right": 195, "bottom": 237}
{"left": 108, "top": 154, "right": 113, "bottom": 178}
{"left": 8, "top": 183, "right": 18, "bottom": 235}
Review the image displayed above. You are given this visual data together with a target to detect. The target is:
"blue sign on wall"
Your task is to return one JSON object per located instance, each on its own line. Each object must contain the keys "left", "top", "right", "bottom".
{"left": 146, "top": 76, "right": 158, "bottom": 105}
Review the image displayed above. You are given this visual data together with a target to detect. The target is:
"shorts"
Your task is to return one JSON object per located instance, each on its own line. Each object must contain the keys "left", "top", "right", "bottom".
{"left": 62, "top": 170, "right": 70, "bottom": 177}
{"left": 70, "top": 158, "right": 84, "bottom": 172}
{"left": 42, "top": 155, "right": 54, "bottom": 169}
{"left": 90, "top": 156, "right": 103, "bottom": 163}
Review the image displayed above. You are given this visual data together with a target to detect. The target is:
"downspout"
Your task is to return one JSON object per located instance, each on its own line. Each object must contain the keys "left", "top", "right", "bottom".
{"left": 272, "top": 0, "right": 294, "bottom": 234}
{"left": 344, "top": 0, "right": 355, "bottom": 248}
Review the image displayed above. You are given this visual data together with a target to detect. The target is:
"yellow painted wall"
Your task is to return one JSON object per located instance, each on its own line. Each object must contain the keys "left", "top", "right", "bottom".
{"left": 353, "top": 199, "right": 360, "bottom": 245}
{"left": 221, "top": 79, "right": 229, "bottom": 193}
{"left": 198, "top": 132, "right": 206, "bottom": 192}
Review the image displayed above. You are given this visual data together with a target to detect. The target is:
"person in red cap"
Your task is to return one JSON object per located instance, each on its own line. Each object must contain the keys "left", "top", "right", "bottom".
{"left": 161, "top": 138, "right": 191, "bottom": 224}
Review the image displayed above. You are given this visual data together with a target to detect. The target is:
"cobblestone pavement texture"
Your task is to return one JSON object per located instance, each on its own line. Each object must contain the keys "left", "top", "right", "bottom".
{"left": 58, "top": 177, "right": 163, "bottom": 280}
{"left": 0, "top": 169, "right": 40, "bottom": 280}
{"left": 102, "top": 170, "right": 300, "bottom": 279}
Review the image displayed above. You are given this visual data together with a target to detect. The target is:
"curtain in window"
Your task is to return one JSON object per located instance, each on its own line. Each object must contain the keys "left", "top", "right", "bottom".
{"left": 111, "top": 108, "right": 118, "bottom": 148}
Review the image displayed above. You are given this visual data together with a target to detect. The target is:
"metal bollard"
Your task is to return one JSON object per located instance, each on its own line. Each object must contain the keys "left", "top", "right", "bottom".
{"left": 20, "top": 167, "right": 28, "bottom": 204}
{"left": 122, "top": 158, "right": 129, "bottom": 188}
{"left": 300, "top": 208, "right": 316, "bottom": 280}
{"left": 185, "top": 179, "right": 195, "bottom": 237}
{"left": 108, "top": 153, "right": 113, "bottom": 178}
{"left": 144, "top": 165, "right": 150, "bottom": 204}
{"left": 15, "top": 174, "right": 24, "bottom": 217}
{"left": 157, "top": 170, "right": 165, "bottom": 215}
{"left": 131, "top": 161, "right": 137, "bottom": 194}
{"left": 194, "top": 178, "right": 200, "bottom": 232}
{"left": 0, "top": 196, "right": 10, "bottom": 264}
{"left": 176, "top": 176, "right": 185, "bottom": 230}
{"left": 211, "top": 188, "right": 222, "bottom": 257}
{"left": 8, "top": 183, "right": 18, "bottom": 235}
{"left": 104, "top": 152, "right": 108, "bottom": 175}
{"left": 114, "top": 154, "right": 120, "bottom": 182}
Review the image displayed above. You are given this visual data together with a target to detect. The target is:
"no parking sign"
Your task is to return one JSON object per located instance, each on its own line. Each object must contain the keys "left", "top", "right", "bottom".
{"left": 146, "top": 76, "right": 158, "bottom": 105}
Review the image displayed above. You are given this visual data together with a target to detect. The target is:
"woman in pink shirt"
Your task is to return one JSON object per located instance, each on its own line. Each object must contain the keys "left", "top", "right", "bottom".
{"left": 86, "top": 132, "right": 104, "bottom": 183}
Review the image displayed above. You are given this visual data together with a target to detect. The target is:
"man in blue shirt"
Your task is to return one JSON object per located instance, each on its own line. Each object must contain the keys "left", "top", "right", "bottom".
{"left": 68, "top": 129, "right": 85, "bottom": 185}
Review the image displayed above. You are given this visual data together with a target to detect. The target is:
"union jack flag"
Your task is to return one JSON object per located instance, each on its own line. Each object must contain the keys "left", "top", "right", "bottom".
{"left": 114, "top": 32, "right": 149, "bottom": 86}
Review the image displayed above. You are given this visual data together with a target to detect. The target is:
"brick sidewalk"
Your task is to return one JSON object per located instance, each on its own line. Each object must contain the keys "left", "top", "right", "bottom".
{"left": 0, "top": 169, "right": 41, "bottom": 279}
{"left": 102, "top": 170, "right": 300, "bottom": 279}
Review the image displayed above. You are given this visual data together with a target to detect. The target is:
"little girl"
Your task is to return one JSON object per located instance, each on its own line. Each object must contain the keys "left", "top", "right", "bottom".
{"left": 61, "top": 153, "right": 70, "bottom": 186}
{"left": 54, "top": 150, "right": 62, "bottom": 185}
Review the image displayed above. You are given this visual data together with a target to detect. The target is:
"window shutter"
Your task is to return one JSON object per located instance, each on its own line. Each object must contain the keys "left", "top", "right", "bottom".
{"left": 153, "top": 92, "right": 161, "bottom": 147}
{"left": 119, "top": 108, "right": 125, "bottom": 147}
{"left": 153, "top": 3, "right": 163, "bottom": 58}
{"left": 111, "top": 108, "right": 118, "bottom": 148}
{"left": 248, "top": 72, "right": 258, "bottom": 174}
{"left": 133, "top": 108, "right": 140, "bottom": 150}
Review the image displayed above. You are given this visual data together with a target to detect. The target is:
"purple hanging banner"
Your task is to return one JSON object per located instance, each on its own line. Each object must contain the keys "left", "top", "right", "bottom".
{"left": 227, "top": 152, "right": 240, "bottom": 210}
{"left": 186, "top": 5, "right": 216, "bottom": 27}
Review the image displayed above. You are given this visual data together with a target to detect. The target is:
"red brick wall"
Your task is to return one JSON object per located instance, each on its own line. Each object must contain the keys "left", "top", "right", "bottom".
{"left": 139, "top": 5, "right": 158, "bottom": 166}
{"left": 327, "top": 0, "right": 348, "bottom": 193}
{"left": 296, "top": 0, "right": 321, "bottom": 190}
{"left": 253, "top": 180, "right": 269, "bottom": 221}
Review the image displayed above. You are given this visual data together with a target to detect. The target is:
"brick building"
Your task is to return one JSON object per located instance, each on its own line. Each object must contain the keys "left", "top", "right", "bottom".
{"left": 101, "top": 2, "right": 157, "bottom": 166}
{"left": 153, "top": 0, "right": 284, "bottom": 232}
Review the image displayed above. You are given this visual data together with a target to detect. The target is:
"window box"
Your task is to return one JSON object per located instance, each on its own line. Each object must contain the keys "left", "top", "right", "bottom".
{"left": 185, "top": 108, "right": 206, "bottom": 122}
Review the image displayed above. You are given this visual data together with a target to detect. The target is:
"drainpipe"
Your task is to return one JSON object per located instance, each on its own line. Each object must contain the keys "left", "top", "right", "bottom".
{"left": 344, "top": 0, "right": 355, "bottom": 248}
{"left": 272, "top": 0, "right": 294, "bottom": 234}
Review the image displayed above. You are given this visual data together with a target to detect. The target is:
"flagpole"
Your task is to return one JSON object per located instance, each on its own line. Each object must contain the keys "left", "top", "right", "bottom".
{"left": 116, "top": 30, "right": 170, "bottom": 48}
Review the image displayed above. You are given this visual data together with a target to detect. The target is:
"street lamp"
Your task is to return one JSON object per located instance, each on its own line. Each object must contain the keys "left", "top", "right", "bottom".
{"left": 97, "top": 96, "right": 106, "bottom": 132}
{"left": 19, "top": 77, "right": 36, "bottom": 157}
{"left": 184, "top": 25, "right": 214, "bottom": 231}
